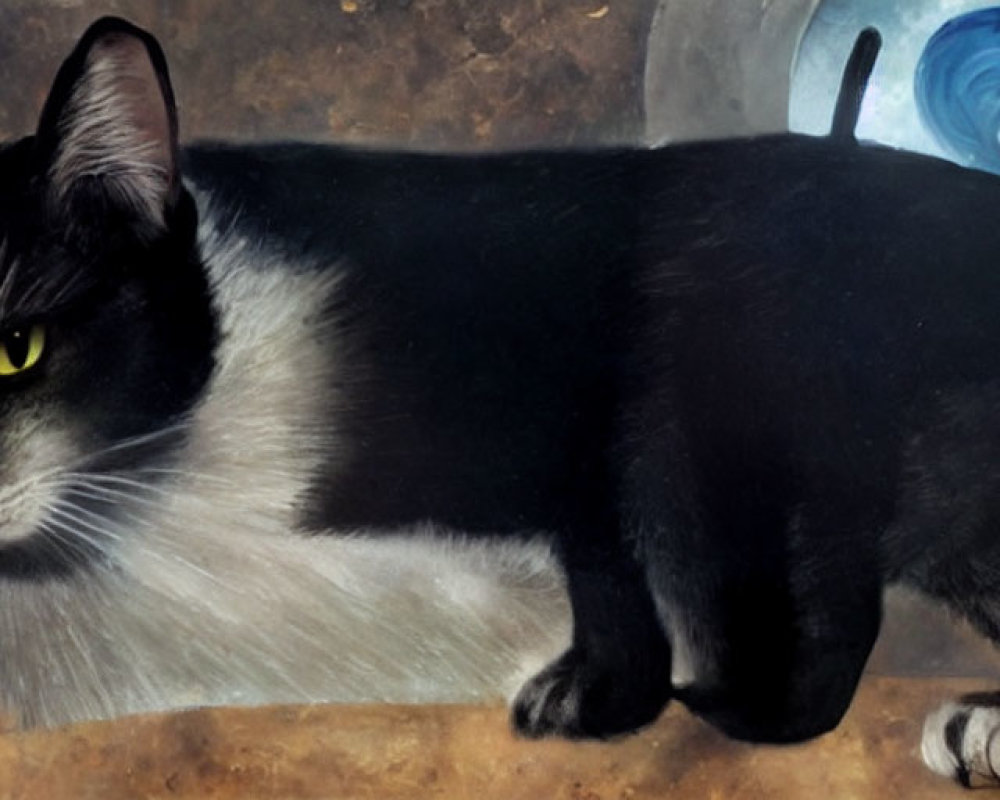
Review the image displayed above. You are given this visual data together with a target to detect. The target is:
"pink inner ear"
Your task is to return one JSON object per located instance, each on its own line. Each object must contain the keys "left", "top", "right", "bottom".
{"left": 49, "top": 31, "right": 176, "bottom": 228}
{"left": 93, "top": 33, "right": 174, "bottom": 175}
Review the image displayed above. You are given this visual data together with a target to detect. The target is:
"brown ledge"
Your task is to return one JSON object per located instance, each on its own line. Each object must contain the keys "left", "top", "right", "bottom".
{"left": 0, "top": 677, "right": 980, "bottom": 799}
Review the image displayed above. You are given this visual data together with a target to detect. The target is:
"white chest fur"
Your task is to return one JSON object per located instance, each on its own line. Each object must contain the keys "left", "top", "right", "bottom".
{"left": 0, "top": 205, "right": 571, "bottom": 728}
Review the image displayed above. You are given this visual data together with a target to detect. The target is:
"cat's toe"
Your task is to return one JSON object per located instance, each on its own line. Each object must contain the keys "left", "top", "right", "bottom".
{"left": 512, "top": 653, "right": 584, "bottom": 738}
{"left": 511, "top": 647, "right": 669, "bottom": 740}
{"left": 923, "top": 698, "right": 1000, "bottom": 787}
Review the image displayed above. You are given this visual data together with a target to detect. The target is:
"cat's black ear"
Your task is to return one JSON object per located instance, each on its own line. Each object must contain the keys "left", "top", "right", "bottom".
{"left": 33, "top": 17, "right": 179, "bottom": 239}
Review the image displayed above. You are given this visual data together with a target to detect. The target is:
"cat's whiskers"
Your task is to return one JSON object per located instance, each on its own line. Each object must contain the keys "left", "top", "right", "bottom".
{"left": 35, "top": 512, "right": 114, "bottom": 562}
{"left": 0, "top": 423, "right": 192, "bottom": 547}
{"left": 65, "top": 422, "right": 189, "bottom": 467}
{"left": 48, "top": 492, "right": 140, "bottom": 532}
{"left": 0, "top": 459, "right": 71, "bottom": 506}
{"left": 33, "top": 521, "right": 95, "bottom": 566}
{"left": 43, "top": 502, "right": 123, "bottom": 544}
{"left": 63, "top": 471, "right": 177, "bottom": 497}
{"left": 128, "top": 466, "right": 232, "bottom": 485}
{"left": 62, "top": 481, "right": 164, "bottom": 511}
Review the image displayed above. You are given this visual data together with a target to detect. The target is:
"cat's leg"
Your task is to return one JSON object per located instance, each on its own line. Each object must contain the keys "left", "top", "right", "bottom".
{"left": 670, "top": 501, "right": 882, "bottom": 743}
{"left": 626, "top": 412, "right": 884, "bottom": 744}
{"left": 885, "top": 387, "right": 1000, "bottom": 785}
{"left": 906, "top": 566, "right": 1000, "bottom": 786}
{"left": 511, "top": 538, "right": 672, "bottom": 739}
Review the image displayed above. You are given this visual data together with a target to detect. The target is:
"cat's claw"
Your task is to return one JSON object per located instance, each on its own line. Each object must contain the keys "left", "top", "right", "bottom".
{"left": 511, "top": 646, "right": 670, "bottom": 740}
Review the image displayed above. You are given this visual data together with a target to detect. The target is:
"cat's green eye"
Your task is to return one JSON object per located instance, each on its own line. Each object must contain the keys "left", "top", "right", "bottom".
{"left": 0, "top": 325, "right": 46, "bottom": 377}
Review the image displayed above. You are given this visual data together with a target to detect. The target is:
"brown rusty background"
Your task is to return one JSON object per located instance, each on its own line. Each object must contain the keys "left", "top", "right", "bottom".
{"left": 0, "top": 679, "right": 984, "bottom": 799}
{"left": 0, "top": 0, "right": 657, "bottom": 148}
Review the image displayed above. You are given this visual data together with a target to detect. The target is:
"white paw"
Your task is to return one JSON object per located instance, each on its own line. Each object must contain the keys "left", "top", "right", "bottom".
{"left": 923, "top": 700, "right": 1000, "bottom": 787}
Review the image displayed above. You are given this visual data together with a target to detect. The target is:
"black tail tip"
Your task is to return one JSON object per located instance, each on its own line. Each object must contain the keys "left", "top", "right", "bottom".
{"left": 830, "top": 27, "right": 883, "bottom": 142}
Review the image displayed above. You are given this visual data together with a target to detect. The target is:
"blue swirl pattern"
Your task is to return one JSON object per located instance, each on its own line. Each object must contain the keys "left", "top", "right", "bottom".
{"left": 917, "top": 7, "right": 1000, "bottom": 174}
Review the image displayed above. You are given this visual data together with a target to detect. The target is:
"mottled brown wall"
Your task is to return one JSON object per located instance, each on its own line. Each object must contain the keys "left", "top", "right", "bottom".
{"left": 0, "top": 679, "right": 980, "bottom": 799}
{"left": 0, "top": 0, "right": 657, "bottom": 148}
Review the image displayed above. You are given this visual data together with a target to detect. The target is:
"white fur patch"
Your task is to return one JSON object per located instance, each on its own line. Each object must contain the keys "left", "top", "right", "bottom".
{"left": 0, "top": 201, "right": 571, "bottom": 728}
{"left": 663, "top": 606, "right": 698, "bottom": 688}
{"left": 923, "top": 702, "right": 1000, "bottom": 786}
{"left": 0, "top": 418, "right": 78, "bottom": 545}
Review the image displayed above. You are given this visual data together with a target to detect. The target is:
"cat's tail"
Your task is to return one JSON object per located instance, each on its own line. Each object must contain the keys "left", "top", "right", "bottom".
{"left": 829, "top": 27, "right": 882, "bottom": 142}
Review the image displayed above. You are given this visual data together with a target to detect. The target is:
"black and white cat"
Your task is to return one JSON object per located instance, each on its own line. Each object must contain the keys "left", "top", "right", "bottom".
{"left": 2, "top": 15, "right": 999, "bottom": 785}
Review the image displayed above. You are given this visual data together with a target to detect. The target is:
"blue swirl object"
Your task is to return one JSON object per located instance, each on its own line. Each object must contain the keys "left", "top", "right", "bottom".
{"left": 917, "top": 7, "right": 1000, "bottom": 174}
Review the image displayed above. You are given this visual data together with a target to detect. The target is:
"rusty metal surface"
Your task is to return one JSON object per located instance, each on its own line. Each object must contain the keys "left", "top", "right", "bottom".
{"left": 0, "top": 678, "right": 980, "bottom": 799}
{"left": 0, "top": 0, "right": 656, "bottom": 148}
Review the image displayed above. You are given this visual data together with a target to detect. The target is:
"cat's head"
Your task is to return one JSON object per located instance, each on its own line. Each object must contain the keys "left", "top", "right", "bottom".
{"left": 0, "top": 18, "right": 215, "bottom": 575}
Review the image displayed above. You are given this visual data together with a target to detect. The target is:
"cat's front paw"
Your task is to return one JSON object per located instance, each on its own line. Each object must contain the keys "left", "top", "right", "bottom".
{"left": 923, "top": 696, "right": 1000, "bottom": 787}
{"left": 511, "top": 646, "right": 670, "bottom": 740}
